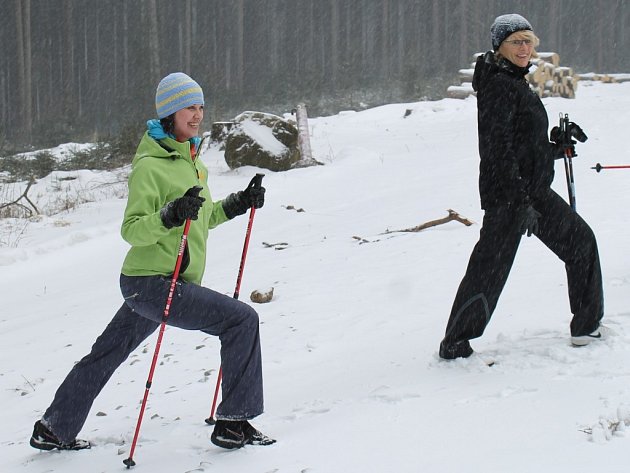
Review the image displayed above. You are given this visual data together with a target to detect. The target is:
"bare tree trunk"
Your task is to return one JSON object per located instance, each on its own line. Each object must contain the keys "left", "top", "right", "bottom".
{"left": 63, "top": 0, "right": 75, "bottom": 117}
{"left": 147, "top": 0, "right": 160, "bottom": 80}
{"left": 0, "top": 74, "right": 5, "bottom": 132}
{"left": 430, "top": 0, "right": 439, "bottom": 68}
{"left": 458, "top": 1, "right": 468, "bottom": 69}
{"left": 15, "top": 0, "right": 25, "bottom": 138}
{"left": 23, "top": 0, "right": 32, "bottom": 139}
{"left": 547, "top": 0, "right": 559, "bottom": 53}
{"left": 330, "top": 0, "right": 339, "bottom": 85}
{"left": 184, "top": 0, "right": 192, "bottom": 72}
{"left": 235, "top": 0, "right": 244, "bottom": 91}
{"left": 380, "top": 0, "right": 389, "bottom": 80}
{"left": 396, "top": 1, "right": 404, "bottom": 75}
{"left": 596, "top": 0, "right": 604, "bottom": 71}
{"left": 123, "top": 0, "right": 129, "bottom": 89}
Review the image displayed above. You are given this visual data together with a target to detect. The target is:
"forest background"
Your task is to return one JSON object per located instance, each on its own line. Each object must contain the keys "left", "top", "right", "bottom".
{"left": 2, "top": 0, "right": 630, "bottom": 148}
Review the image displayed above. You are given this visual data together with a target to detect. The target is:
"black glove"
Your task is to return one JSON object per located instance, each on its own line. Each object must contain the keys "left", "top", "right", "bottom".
{"left": 550, "top": 126, "right": 576, "bottom": 159}
{"left": 222, "top": 176, "right": 266, "bottom": 219}
{"left": 551, "top": 122, "right": 587, "bottom": 143}
{"left": 160, "top": 186, "right": 205, "bottom": 229}
{"left": 549, "top": 125, "right": 563, "bottom": 144}
{"left": 517, "top": 204, "right": 541, "bottom": 237}
{"left": 550, "top": 121, "right": 587, "bottom": 159}
{"left": 551, "top": 141, "right": 575, "bottom": 159}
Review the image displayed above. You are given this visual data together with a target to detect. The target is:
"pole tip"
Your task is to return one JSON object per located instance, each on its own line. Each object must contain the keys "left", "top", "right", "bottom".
{"left": 204, "top": 417, "right": 216, "bottom": 425}
{"left": 123, "top": 458, "right": 136, "bottom": 468}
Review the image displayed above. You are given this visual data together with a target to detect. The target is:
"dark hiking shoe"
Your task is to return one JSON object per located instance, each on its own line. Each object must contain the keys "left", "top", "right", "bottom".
{"left": 30, "top": 420, "right": 91, "bottom": 451}
{"left": 211, "top": 420, "right": 246, "bottom": 449}
{"left": 439, "top": 340, "right": 473, "bottom": 360}
{"left": 211, "top": 420, "right": 275, "bottom": 449}
{"left": 242, "top": 420, "right": 276, "bottom": 446}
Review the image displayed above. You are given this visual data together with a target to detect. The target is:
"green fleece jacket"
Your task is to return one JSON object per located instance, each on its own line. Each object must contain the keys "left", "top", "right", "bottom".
{"left": 121, "top": 132, "right": 229, "bottom": 284}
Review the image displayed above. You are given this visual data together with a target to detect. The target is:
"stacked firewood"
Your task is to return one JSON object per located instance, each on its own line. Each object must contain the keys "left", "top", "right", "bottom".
{"left": 577, "top": 72, "right": 630, "bottom": 83}
{"left": 528, "top": 52, "right": 578, "bottom": 98}
{"left": 447, "top": 52, "right": 579, "bottom": 99}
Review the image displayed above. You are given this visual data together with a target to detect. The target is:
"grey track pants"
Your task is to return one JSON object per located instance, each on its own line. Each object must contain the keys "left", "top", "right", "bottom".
{"left": 43, "top": 274, "right": 263, "bottom": 443}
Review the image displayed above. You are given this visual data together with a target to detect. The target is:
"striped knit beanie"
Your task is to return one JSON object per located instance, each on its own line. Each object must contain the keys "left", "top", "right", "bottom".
{"left": 155, "top": 72, "right": 204, "bottom": 119}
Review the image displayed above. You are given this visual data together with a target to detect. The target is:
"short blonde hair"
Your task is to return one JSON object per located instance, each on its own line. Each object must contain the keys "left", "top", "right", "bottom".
{"left": 498, "top": 30, "right": 540, "bottom": 59}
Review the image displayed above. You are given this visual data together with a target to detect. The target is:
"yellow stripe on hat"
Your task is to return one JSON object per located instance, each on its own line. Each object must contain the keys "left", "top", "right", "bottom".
{"left": 156, "top": 76, "right": 199, "bottom": 98}
{"left": 156, "top": 87, "right": 203, "bottom": 110}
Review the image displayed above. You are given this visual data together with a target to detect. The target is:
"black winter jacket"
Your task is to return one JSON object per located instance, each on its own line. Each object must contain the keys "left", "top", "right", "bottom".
{"left": 472, "top": 51, "right": 555, "bottom": 210}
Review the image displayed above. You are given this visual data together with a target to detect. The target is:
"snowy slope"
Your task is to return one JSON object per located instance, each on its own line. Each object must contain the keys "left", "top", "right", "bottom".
{"left": 2, "top": 80, "right": 630, "bottom": 472}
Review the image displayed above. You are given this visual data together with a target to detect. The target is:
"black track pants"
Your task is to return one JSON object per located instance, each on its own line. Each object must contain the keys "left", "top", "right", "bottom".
{"left": 442, "top": 188, "right": 604, "bottom": 345}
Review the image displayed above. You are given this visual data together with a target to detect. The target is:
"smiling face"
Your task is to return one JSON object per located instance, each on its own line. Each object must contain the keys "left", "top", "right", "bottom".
{"left": 172, "top": 104, "right": 204, "bottom": 141}
{"left": 498, "top": 31, "right": 535, "bottom": 68}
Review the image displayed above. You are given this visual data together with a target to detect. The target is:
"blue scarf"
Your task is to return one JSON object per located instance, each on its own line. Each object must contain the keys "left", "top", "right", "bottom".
{"left": 146, "top": 119, "right": 201, "bottom": 150}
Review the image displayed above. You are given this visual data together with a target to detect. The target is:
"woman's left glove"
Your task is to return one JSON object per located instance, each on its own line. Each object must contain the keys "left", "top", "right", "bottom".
{"left": 222, "top": 176, "right": 266, "bottom": 219}
{"left": 517, "top": 204, "right": 541, "bottom": 237}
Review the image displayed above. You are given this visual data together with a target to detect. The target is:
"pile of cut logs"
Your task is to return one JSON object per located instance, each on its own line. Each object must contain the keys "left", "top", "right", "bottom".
{"left": 447, "top": 52, "right": 580, "bottom": 99}
{"left": 528, "top": 52, "right": 578, "bottom": 98}
{"left": 577, "top": 72, "right": 630, "bottom": 83}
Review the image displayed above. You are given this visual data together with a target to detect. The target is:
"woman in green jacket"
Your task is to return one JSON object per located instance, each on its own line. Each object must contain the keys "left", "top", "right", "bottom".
{"left": 31, "top": 72, "right": 274, "bottom": 452}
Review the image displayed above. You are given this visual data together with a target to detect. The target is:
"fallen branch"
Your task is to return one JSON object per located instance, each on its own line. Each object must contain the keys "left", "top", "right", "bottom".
{"left": 262, "top": 241, "right": 289, "bottom": 250}
{"left": 0, "top": 178, "right": 39, "bottom": 217}
{"left": 382, "top": 209, "right": 473, "bottom": 235}
{"left": 352, "top": 235, "right": 374, "bottom": 245}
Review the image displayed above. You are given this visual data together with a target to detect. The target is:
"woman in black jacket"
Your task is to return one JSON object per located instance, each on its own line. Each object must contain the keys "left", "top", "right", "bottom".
{"left": 439, "top": 14, "right": 604, "bottom": 359}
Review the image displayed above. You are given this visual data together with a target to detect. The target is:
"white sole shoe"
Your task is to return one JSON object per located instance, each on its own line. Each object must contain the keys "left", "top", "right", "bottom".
{"left": 571, "top": 326, "right": 606, "bottom": 346}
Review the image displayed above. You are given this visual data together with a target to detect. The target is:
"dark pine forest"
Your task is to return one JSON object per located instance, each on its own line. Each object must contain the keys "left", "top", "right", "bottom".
{"left": 2, "top": 0, "right": 629, "bottom": 147}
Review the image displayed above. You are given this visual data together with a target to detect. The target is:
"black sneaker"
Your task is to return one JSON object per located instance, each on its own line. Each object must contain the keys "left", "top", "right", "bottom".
{"left": 211, "top": 420, "right": 275, "bottom": 449}
{"left": 439, "top": 340, "right": 473, "bottom": 360}
{"left": 30, "top": 420, "right": 91, "bottom": 451}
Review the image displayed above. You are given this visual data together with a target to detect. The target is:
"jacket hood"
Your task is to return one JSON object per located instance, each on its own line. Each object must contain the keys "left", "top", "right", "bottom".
{"left": 472, "top": 51, "right": 531, "bottom": 92}
{"left": 131, "top": 120, "right": 202, "bottom": 167}
{"left": 131, "top": 130, "right": 201, "bottom": 168}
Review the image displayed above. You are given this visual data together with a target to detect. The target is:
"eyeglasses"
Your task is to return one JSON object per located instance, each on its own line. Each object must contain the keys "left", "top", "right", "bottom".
{"left": 504, "top": 39, "right": 533, "bottom": 46}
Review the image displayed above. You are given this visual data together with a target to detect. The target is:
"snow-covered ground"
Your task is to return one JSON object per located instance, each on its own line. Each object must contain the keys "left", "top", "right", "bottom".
{"left": 2, "top": 80, "right": 629, "bottom": 472}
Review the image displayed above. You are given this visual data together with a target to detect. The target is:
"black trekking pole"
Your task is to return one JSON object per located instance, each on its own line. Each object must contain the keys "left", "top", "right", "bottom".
{"left": 560, "top": 114, "right": 577, "bottom": 211}
{"left": 204, "top": 173, "right": 264, "bottom": 426}
{"left": 592, "top": 163, "right": 630, "bottom": 172}
{"left": 123, "top": 210, "right": 196, "bottom": 468}
{"left": 558, "top": 113, "right": 588, "bottom": 212}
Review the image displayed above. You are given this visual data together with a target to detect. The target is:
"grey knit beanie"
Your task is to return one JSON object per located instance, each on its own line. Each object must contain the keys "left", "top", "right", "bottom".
{"left": 491, "top": 14, "right": 532, "bottom": 51}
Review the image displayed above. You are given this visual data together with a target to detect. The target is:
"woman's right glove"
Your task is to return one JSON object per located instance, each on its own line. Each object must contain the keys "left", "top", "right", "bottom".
{"left": 550, "top": 121, "right": 586, "bottom": 159}
{"left": 550, "top": 126, "right": 576, "bottom": 159}
{"left": 222, "top": 176, "right": 266, "bottom": 219}
{"left": 517, "top": 204, "right": 541, "bottom": 237}
{"left": 160, "top": 186, "right": 205, "bottom": 229}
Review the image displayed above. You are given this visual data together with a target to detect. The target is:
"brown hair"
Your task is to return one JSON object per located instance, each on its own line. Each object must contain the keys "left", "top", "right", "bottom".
{"left": 160, "top": 114, "right": 175, "bottom": 135}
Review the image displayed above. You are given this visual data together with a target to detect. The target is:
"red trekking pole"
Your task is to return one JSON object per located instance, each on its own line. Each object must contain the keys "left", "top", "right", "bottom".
{"left": 123, "top": 205, "right": 197, "bottom": 468}
{"left": 592, "top": 163, "right": 630, "bottom": 172}
{"left": 204, "top": 173, "right": 264, "bottom": 425}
